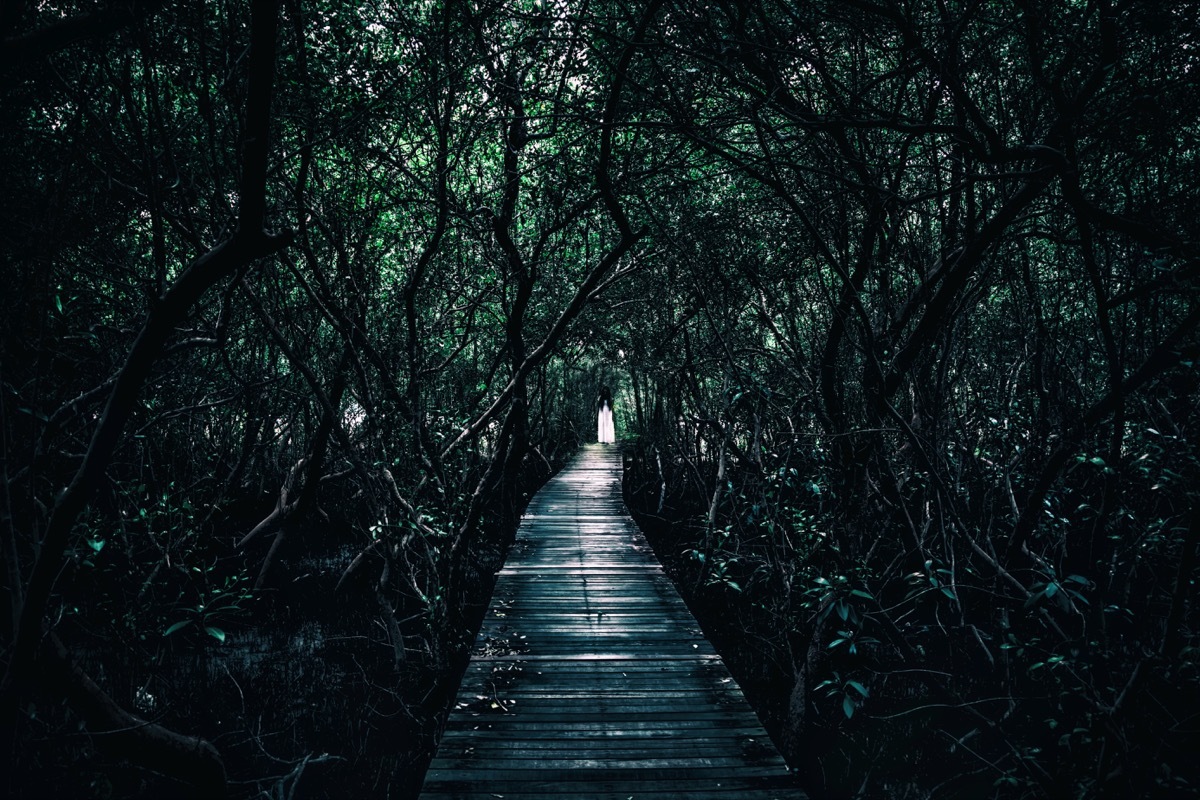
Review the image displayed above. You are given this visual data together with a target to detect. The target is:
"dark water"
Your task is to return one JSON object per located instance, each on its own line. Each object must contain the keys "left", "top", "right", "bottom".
{"left": 17, "top": 545, "right": 456, "bottom": 800}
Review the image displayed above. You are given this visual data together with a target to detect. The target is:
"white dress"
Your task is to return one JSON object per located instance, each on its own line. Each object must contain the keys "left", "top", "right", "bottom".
{"left": 597, "top": 401, "right": 615, "bottom": 444}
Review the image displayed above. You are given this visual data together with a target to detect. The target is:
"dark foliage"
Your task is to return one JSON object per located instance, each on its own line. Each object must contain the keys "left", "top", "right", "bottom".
{"left": 2, "top": 0, "right": 1197, "bottom": 797}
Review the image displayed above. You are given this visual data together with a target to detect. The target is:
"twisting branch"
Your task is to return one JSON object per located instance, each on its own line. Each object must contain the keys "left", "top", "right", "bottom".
{"left": 3, "top": 0, "right": 290, "bottom": 791}
{"left": 1007, "top": 306, "right": 1200, "bottom": 559}
{"left": 438, "top": 0, "right": 662, "bottom": 462}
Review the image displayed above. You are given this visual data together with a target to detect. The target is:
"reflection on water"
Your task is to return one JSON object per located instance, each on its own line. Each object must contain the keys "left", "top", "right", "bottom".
{"left": 203, "top": 618, "right": 328, "bottom": 677}
{"left": 69, "top": 544, "right": 437, "bottom": 798}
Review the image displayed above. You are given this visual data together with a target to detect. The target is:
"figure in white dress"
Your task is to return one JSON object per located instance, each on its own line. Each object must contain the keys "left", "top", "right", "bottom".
{"left": 597, "top": 386, "right": 615, "bottom": 444}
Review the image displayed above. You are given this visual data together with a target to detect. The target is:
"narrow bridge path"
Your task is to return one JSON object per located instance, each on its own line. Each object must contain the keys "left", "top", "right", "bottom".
{"left": 419, "top": 444, "right": 807, "bottom": 799}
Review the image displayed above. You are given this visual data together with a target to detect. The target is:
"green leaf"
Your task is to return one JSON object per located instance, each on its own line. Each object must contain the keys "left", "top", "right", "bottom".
{"left": 204, "top": 626, "right": 226, "bottom": 643}
{"left": 842, "top": 695, "right": 856, "bottom": 718}
{"left": 164, "top": 620, "right": 192, "bottom": 637}
{"left": 87, "top": 539, "right": 105, "bottom": 553}
{"left": 850, "top": 589, "right": 874, "bottom": 600}
{"left": 847, "top": 680, "right": 869, "bottom": 697}
{"left": 54, "top": 295, "right": 63, "bottom": 313}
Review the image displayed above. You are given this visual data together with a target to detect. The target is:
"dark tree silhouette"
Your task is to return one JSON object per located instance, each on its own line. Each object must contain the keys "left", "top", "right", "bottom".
{"left": 1, "top": 0, "right": 1197, "bottom": 797}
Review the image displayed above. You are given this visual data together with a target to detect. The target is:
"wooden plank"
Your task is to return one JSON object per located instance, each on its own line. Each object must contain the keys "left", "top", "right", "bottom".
{"left": 445, "top": 737, "right": 780, "bottom": 752}
{"left": 418, "top": 444, "right": 806, "bottom": 799}
{"left": 417, "top": 796, "right": 792, "bottom": 800}
{"left": 440, "top": 727, "right": 773, "bottom": 740}
{"left": 422, "top": 775, "right": 801, "bottom": 792}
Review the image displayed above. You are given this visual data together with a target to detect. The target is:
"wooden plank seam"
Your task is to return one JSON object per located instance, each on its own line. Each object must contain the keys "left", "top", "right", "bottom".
{"left": 420, "top": 444, "right": 808, "bottom": 799}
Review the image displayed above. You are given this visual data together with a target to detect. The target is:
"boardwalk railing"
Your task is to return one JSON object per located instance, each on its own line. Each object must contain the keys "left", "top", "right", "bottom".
{"left": 420, "top": 444, "right": 807, "bottom": 798}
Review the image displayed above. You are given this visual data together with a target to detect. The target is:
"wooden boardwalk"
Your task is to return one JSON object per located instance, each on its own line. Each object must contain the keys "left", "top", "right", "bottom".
{"left": 420, "top": 444, "right": 806, "bottom": 799}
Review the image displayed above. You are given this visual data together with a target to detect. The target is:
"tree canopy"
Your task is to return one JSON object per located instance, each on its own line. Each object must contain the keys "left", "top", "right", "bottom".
{"left": 2, "top": 0, "right": 1198, "bottom": 797}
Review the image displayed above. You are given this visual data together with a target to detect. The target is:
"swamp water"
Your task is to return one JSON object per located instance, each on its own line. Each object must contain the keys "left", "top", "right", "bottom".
{"left": 29, "top": 546, "right": 464, "bottom": 799}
